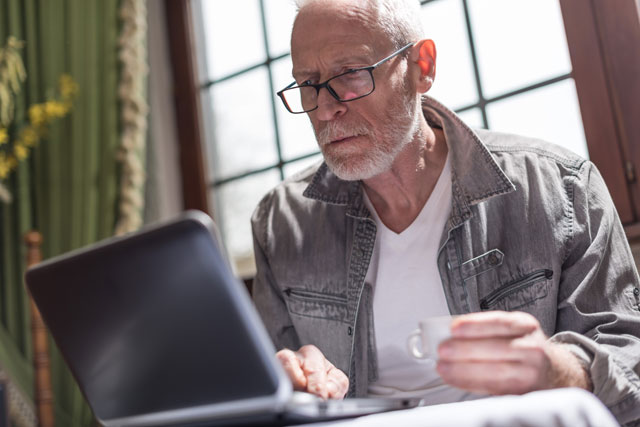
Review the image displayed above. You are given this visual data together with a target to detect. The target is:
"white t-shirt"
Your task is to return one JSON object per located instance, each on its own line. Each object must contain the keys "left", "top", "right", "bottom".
{"left": 364, "top": 156, "right": 477, "bottom": 403}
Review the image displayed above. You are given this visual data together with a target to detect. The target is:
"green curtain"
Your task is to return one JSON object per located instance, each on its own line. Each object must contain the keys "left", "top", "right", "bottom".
{"left": 0, "top": 0, "right": 122, "bottom": 425}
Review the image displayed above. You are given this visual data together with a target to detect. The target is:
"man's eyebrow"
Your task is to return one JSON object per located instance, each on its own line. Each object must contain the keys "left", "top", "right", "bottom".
{"left": 334, "top": 53, "right": 372, "bottom": 64}
{"left": 292, "top": 51, "right": 375, "bottom": 81}
{"left": 292, "top": 69, "right": 317, "bottom": 81}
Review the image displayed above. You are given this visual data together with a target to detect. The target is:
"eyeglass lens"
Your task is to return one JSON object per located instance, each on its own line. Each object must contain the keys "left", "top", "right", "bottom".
{"left": 284, "top": 69, "right": 374, "bottom": 113}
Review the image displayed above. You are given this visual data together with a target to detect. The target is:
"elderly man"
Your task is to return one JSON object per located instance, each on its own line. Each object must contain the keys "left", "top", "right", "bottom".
{"left": 250, "top": 0, "right": 640, "bottom": 425}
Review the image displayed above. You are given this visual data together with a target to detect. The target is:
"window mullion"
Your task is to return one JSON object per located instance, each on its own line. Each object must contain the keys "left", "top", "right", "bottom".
{"left": 259, "top": 0, "right": 285, "bottom": 181}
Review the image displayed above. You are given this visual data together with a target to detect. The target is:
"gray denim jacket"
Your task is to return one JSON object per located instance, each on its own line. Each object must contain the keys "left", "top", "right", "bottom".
{"left": 251, "top": 96, "right": 640, "bottom": 425}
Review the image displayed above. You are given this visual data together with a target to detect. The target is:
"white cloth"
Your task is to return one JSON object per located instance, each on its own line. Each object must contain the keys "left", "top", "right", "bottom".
{"left": 301, "top": 388, "right": 620, "bottom": 427}
{"left": 364, "top": 156, "right": 473, "bottom": 403}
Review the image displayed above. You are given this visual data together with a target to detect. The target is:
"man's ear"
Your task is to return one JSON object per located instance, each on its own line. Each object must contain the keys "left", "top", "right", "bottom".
{"left": 410, "top": 39, "right": 437, "bottom": 93}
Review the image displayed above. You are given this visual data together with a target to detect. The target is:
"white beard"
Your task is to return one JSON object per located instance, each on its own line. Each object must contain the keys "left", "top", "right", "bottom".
{"left": 314, "top": 94, "right": 421, "bottom": 181}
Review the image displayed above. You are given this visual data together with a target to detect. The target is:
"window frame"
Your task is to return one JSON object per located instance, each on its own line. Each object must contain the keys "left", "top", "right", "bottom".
{"left": 560, "top": 0, "right": 640, "bottom": 237}
{"left": 164, "top": 0, "right": 210, "bottom": 214}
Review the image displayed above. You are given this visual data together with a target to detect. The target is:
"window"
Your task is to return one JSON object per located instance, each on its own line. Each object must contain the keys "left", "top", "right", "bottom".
{"left": 183, "top": 0, "right": 638, "bottom": 277}
{"left": 192, "top": 0, "right": 320, "bottom": 276}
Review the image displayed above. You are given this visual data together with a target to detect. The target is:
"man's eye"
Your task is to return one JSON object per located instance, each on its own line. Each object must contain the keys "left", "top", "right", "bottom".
{"left": 343, "top": 70, "right": 367, "bottom": 80}
{"left": 300, "top": 80, "right": 314, "bottom": 86}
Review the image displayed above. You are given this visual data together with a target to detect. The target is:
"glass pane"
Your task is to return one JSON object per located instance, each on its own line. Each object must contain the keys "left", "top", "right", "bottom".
{"left": 456, "top": 108, "right": 485, "bottom": 129}
{"left": 199, "top": 0, "right": 266, "bottom": 80}
{"left": 214, "top": 170, "right": 281, "bottom": 277}
{"left": 272, "top": 57, "right": 319, "bottom": 161}
{"left": 200, "top": 90, "right": 218, "bottom": 184}
{"left": 420, "top": 0, "right": 478, "bottom": 109}
{"left": 468, "top": 0, "right": 572, "bottom": 98}
{"left": 208, "top": 67, "right": 279, "bottom": 180}
{"left": 283, "top": 154, "right": 323, "bottom": 179}
{"left": 486, "top": 79, "right": 588, "bottom": 159}
{"left": 264, "top": 0, "right": 297, "bottom": 57}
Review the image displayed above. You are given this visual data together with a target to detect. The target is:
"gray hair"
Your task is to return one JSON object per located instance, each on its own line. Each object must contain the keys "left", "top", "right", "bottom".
{"left": 293, "top": 0, "right": 424, "bottom": 48}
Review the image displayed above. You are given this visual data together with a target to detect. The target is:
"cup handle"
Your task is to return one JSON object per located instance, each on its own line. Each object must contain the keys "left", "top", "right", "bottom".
{"left": 407, "top": 329, "right": 427, "bottom": 359}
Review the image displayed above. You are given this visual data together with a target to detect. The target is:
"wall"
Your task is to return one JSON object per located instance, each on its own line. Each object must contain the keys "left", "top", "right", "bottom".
{"left": 145, "top": 0, "right": 184, "bottom": 223}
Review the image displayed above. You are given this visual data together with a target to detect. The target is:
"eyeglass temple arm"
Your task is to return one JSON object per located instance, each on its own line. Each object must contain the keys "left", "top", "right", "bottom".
{"left": 278, "top": 81, "right": 297, "bottom": 95}
{"left": 370, "top": 42, "right": 414, "bottom": 68}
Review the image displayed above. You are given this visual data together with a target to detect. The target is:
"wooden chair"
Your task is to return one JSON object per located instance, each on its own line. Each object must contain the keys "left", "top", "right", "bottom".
{"left": 24, "top": 232, "right": 54, "bottom": 427}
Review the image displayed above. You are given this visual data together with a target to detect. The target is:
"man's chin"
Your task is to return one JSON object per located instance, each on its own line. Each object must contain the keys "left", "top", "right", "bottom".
{"left": 324, "top": 157, "right": 389, "bottom": 181}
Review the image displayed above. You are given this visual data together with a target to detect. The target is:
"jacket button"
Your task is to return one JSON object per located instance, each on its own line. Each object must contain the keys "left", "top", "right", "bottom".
{"left": 488, "top": 253, "right": 499, "bottom": 265}
{"left": 634, "top": 287, "right": 639, "bottom": 296}
{"left": 347, "top": 326, "right": 353, "bottom": 336}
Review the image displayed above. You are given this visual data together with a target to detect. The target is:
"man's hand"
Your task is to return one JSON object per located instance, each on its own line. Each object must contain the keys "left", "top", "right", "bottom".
{"left": 276, "top": 345, "right": 349, "bottom": 399}
{"left": 436, "top": 311, "right": 592, "bottom": 395}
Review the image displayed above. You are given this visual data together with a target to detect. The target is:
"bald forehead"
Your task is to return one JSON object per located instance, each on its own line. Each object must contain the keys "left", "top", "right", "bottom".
{"left": 292, "top": 0, "right": 391, "bottom": 49}
{"left": 295, "top": 0, "right": 373, "bottom": 15}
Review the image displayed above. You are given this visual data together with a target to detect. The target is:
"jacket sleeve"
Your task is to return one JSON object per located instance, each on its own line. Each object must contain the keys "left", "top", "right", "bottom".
{"left": 250, "top": 194, "right": 301, "bottom": 352}
{"left": 550, "top": 160, "right": 640, "bottom": 425}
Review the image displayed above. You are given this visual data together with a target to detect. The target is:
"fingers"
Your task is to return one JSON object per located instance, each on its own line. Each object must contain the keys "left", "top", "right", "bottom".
{"left": 437, "top": 360, "right": 542, "bottom": 395}
{"left": 451, "top": 311, "right": 540, "bottom": 338}
{"left": 277, "top": 345, "right": 349, "bottom": 399}
{"left": 298, "top": 345, "right": 330, "bottom": 399}
{"left": 437, "top": 338, "right": 550, "bottom": 393}
{"left": 438, "top": 341, "right": 591, "bottom": 394}
{"left": 276, "top": 349, "right": 307, "bottom": 391}
{"left": 438, "top": 335, "right": 547, "bottom": 363}
{"left": 437, "top": 311, "right": 553, "bottom": 395}
{"left": 325, "top": 362, "right": 349, "bottom": 399}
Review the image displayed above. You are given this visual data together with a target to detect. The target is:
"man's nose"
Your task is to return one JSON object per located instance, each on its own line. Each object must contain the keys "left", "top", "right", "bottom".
{"left": 314, "top": 87, "right": 347, "bottom": 121}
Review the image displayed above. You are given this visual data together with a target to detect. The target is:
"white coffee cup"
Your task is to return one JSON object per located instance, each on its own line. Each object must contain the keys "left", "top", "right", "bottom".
{"left": 407, "top": 315, "right": 454, "bottom": 360}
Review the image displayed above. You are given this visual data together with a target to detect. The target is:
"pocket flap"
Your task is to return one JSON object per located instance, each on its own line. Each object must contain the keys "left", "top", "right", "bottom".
{"left": 460, "top": 249, "right": 504, "bottom": 280}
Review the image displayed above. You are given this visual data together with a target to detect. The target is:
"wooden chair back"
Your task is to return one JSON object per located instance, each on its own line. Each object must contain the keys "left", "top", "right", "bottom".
{"left": 24, "top": 232, "right": 54, "bottom": 427}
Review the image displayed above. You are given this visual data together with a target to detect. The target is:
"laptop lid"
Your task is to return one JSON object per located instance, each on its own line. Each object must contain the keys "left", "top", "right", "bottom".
{"left": 25, "top": 211, "right": 292, "bottom": 426}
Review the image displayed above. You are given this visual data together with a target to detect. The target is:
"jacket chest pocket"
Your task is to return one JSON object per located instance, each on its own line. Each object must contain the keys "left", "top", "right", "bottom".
{"left": 480, "top": 269, "right": 553, "bottom": 311}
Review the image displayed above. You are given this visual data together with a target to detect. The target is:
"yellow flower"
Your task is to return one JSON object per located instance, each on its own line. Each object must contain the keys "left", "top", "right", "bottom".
{"left": 59, "top": 74, "right": 78, "bottom": 99}
{"left": 44, "top": 101, "right": 67, "bottom": 118}
{"left": 14, "top": 143, "right": 28, "bottom": 160}
{"left": 0, "top": 70, "right": 78, "bottom": 185}
{"left": 29, "top": 104, "right": 46, "bottom": 126}
{"left": 20, "top": 127, "right": 39, "bottom": 147}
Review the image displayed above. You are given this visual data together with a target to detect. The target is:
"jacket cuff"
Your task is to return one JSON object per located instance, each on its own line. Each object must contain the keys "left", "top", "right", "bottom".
{"left": 550, "top": 331, "right": 640, "bottom": 425}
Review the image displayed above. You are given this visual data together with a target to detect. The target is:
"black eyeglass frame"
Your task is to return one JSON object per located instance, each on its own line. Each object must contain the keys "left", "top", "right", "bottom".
{"left": 277, "top": 42, "right": 414, "bottom": 114}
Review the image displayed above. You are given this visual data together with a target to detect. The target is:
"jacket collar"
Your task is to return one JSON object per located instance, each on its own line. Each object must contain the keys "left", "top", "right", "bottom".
{"left": 303, "top": 95, "right": 515, "bottom": 225}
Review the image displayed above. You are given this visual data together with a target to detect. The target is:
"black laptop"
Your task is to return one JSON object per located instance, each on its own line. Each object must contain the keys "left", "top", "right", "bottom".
{"left": 25, "top": 211, "right": 419, "bottom": 426}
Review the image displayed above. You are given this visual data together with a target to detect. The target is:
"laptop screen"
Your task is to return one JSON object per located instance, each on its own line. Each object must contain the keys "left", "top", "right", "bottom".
{"left": 26, "top": 215, "right": 281, "bottom": 422}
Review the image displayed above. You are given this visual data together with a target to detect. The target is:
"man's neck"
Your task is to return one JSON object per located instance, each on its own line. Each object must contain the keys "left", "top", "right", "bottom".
{"left": 362, "top": 123, "right": 448, "bottom": 234}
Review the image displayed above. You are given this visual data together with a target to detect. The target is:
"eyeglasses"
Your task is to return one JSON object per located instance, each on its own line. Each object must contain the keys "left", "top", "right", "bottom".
{"left": 277, "top": 42, "right": 414, "bottom": 114}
